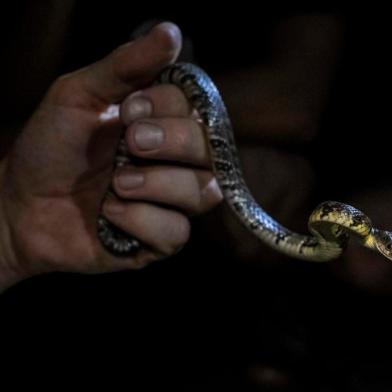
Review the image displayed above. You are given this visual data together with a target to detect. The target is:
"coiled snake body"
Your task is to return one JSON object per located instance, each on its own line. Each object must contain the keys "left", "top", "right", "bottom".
{"left": 98, "top": 63, "right": 392, "bottom": 262}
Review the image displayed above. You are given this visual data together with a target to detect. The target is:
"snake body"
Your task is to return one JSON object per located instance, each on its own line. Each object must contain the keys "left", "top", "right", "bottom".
{"left": 98, "top": 62, "right": 392, "bottom": 262}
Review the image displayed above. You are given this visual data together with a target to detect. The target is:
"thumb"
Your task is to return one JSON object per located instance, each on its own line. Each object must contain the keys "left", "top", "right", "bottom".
{"left": 64, "top": 22, "right": 182, "bottom": 105}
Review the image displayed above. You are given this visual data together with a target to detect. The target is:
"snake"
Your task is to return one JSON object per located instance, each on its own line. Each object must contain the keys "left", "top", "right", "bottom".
{"left": 97, "top": 62, "right": 392, "bottom": 262}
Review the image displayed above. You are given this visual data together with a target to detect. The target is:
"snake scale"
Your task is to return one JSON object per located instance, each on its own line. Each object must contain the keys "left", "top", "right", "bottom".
{"left": 97, "top": 62, "right": 392, "bottom": 262}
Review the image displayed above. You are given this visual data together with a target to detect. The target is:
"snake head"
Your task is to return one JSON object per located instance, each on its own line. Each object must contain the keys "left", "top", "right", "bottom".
{"left": 373, "top": 230, "right": 392, "bottom": 261}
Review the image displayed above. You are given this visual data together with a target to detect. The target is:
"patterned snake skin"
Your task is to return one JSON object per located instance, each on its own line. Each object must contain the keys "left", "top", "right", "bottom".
{"left": 98, "top": 62, "right": 392, "bottom": 262}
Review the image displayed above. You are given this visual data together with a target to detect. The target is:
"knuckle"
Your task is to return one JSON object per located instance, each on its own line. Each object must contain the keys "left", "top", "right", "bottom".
{"left": 46, "top": 74, "right": 85, "bottom": 105}
{"left": 172, "top": 126, "right": 190, "bottom": 152}
{"left": 130, "top": 253, "right": 158, "bottom": 270}
{"left": 49, "top": 74, "right": 76, "bottom": 96}
{"left": 149, "top": 85, "right": 191, "bottom": 117}
{"left": 197, "top": 175, "right": 223, "bottom": 214}
{"left": 171, "top": 122, "right": 196, "bottom": 155}
{"left": 161, "top": 216, "right": 191, "bottom": 256}
{"left": 206, "top": 177, "right": 224, "bottom": 204}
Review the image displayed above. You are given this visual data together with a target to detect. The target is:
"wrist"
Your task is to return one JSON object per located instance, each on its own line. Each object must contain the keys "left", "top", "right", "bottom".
{"left": 0, "top": 159, "right": 30, "bottom": 292}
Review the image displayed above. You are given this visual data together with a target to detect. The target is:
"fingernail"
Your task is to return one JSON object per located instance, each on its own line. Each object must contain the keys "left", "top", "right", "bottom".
{"left": 104, "top": 200, "right": 125, "bottom": 214}
{"left": 116, "top": 172, "right": 144, "bottom": 190}
{"left": 122, "top": 94, "right": 153, "bottom": 124}
{"left": 134, "top": 122, "right": 164, "bottom": 150}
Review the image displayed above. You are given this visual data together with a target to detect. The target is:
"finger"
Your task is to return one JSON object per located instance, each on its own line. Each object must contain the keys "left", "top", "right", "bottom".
{"left": 125, "top": 118, "right": 210, "bottom": 168}
{"left": 98, "top": 248, "right": 166, "bottom": 271}
{"left": 102, "top": 200, "right": 190, "bottom": 257}
{"left": 120, "top": 85, "right": 193, "bottom": 125}
{"left": 53, "top": 22, "right": 182, "bottom": 105}
{"left": 112, "top": 165, "right": 223, "bottom": 215}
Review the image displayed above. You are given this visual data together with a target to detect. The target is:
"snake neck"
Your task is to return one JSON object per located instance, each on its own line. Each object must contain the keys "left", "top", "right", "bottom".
{"left": 160, "top": 63, "right": 344, "bottom": 262}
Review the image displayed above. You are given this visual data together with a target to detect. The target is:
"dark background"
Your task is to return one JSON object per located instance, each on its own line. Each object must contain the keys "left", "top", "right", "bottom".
{"left": 1, "top": 2, "right": 392, "bottom": 390}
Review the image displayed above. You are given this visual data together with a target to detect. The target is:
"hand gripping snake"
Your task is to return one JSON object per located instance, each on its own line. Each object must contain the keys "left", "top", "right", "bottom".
{"left": 97, "top": 62, "right": 392, "bottom": 262}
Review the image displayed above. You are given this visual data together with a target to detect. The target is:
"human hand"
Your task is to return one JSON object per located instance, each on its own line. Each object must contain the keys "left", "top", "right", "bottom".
{"left": 0, "top": 22, "right": 222, "bottom": 291}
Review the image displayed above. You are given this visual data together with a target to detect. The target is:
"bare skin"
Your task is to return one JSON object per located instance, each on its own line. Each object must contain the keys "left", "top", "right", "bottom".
{"left": 0, "top": 22, "right": 222, "bottom": 292}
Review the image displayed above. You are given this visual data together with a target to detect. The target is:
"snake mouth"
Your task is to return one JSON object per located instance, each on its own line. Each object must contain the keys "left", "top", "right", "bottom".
{"left": 372, "top": 230, "right": 392, "bottom": 261}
